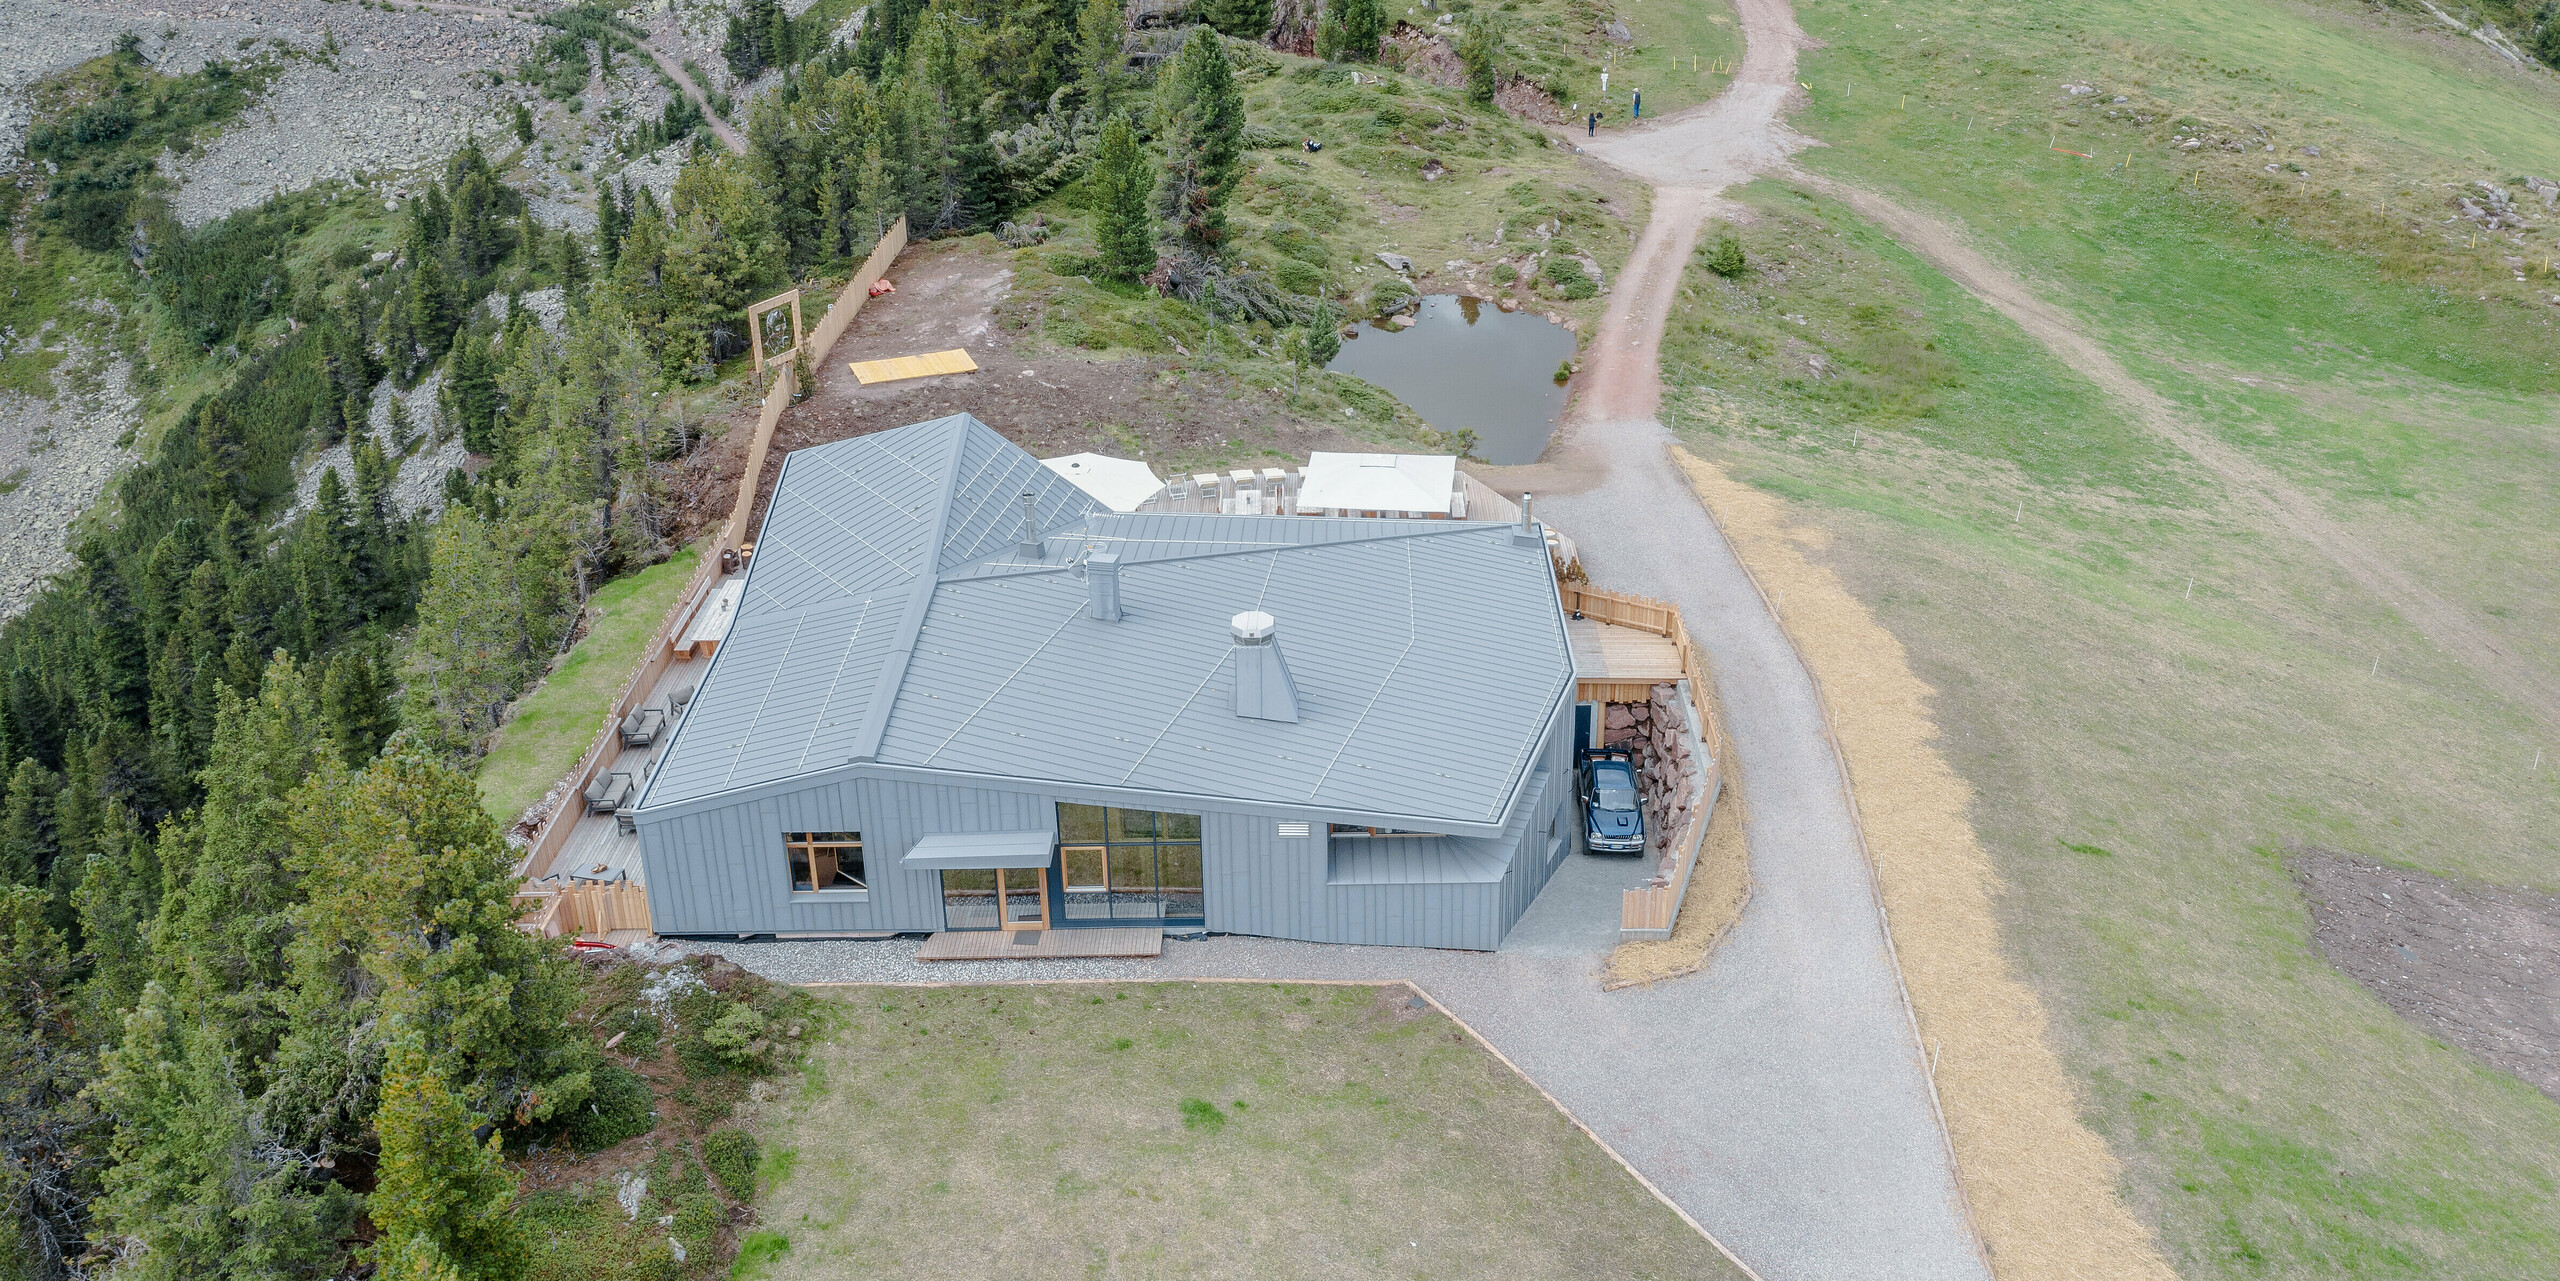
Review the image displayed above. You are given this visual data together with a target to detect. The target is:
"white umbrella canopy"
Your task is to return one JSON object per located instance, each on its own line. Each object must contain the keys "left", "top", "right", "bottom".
{"left": 1040, "top": 452, "right": 1166, "bottom": 512}
{"left": 1295, "top": 452, "right": 1458, "bottom": 516}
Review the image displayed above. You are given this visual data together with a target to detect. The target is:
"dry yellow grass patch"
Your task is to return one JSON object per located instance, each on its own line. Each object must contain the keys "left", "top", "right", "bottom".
{"left": 1604, "top": 747, "right": 1751, "bottom": 991}
{"left": 1670, "top": 446, "right": 2176, "bottom": 1281}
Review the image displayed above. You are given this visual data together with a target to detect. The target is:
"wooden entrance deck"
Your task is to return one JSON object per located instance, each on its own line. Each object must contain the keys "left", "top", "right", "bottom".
{"left": 914, "top": 927, "right": 1164, "bottom": 961}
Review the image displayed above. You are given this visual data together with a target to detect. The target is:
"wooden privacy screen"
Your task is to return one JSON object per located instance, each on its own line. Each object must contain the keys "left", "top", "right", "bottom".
{"left": 515, "top": 880, "right": 651, "bottom": 940}
{"left": 518, "top": 217, "right": 910, "bottom": 887}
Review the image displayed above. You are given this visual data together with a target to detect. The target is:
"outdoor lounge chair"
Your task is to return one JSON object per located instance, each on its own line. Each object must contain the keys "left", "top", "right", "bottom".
{"left": 620, "top": 704, "right": 667, "bottom": 748}
{"left": 584, "top": 771, "right": 636, "bottom": 815}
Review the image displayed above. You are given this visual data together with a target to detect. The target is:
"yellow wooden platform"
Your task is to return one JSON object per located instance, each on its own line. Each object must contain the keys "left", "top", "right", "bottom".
{"left": 915, "top": 927, "right": 1163, "bottom": 961}
{"left": 849, "top": 348, "right": 978, "bottom": 384}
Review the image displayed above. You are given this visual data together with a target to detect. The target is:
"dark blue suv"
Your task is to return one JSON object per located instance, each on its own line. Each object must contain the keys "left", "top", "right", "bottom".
{"left": 1576, "top": 748, "right": 1646, "bottom": 854}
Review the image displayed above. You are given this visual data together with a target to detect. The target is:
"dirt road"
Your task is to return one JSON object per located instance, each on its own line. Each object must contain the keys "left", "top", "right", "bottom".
{"left": 1496, "top": 1, "right": 1996, "bottom": 1278}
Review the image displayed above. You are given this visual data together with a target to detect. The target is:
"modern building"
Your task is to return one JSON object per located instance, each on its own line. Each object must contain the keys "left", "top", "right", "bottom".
{"left": 630, "top": 413, "right": 1580, "bottom": 950}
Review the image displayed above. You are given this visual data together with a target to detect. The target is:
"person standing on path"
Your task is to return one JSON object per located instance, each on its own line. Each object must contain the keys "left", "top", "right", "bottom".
{"left": 1588, "top": 111, "right": 1600, "bottom": 137}
{"left": 1634, "top": 88, "right": 1643, "bottom": 119}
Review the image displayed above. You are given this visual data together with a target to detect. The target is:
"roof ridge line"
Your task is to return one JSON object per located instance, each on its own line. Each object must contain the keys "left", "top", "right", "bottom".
{"left": 844, "top": 416, "right": 976, "bottom": 763}
{"left": 947, "top": 515, "right": 1518, "bottom": 578}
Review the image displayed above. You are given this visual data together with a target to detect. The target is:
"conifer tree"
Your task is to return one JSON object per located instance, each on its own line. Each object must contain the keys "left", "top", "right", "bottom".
{"left": 1198, "top": 0, "right": 1273, "bottom": 40}
{"left": 1073, "top": 0, "right": 1125, "bottom": 117}
{"left": 1458, "top": 12, "right": 1505, "bottom": 105}
{"left": 0, "top": 760, "right": 60, "bottom": 890}
{"left": 1317, "top": 0, "right": 1383, "bottom": 61}
{"left": 1092, "top": 113, "right": 1156, "bottom": 284}
{"left": 70, "top": 802, "right": 154, "bottom": 1037}
{"left": 0, "top": 884, "right": 100, "bottom": 1281}
{"left": 93, "top": 981, "right": 356, "bottom": 1281}
{"left": 1152, "top": 28, "right": 1246, "bottom": 252}
{"left": 320, "top": 647, "right": 396, "bottom": 768}
{"left": 272, "top": 742, "right": 591, "bottom": 1132}
{"left": 447, "top": 326, "right": 501, "bottom": 455}
{"left": 371, "top": 1040, "right": 527, "bottom": 1281}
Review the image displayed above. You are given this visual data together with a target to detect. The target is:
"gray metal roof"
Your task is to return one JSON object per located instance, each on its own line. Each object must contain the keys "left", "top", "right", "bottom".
{"left": 640, "top": 414, "right": 1574, "bottom": 830}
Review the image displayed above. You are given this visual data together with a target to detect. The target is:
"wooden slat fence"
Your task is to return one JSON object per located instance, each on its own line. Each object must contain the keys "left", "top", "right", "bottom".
{"left": 516, "top": 218, "right": 909, "bottom": 889}
{"left": 1559, "top": 581, "right": 1728, "bottom": 940}
{"left": 515, "top": 881, "right": 652, "bottom": 940}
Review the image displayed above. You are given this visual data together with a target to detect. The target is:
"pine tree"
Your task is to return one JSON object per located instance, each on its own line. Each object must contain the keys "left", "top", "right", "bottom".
{"left": 406, "top": 255, "right": 457, "bottom": 381}
{"left": 274, "top": 743, "right": 591, "bottom": 1129}
{"left": 596, "top": 181, "right": 627, "bottom": 269}
{"left": 1073, "top": 0, "right": 1125, "bottom": 117}
{"left": 70, "top": 801, "right": 155, "bottom": 1037}
{"left": 1092, "top": 113, "right": 1157, "bottom": 284}
{"left": 1198, "top": 0, "right": 1273, "bottom": 40}
{"left": 448, "top": 327, "right": 501, "bottom": 455}
{"left": 1152, "top": 28, "right": 1247, "bottom": 253}
{"left": 0, "top": 884, "right": 102, "bottom": 1281}
{"left": 1458, "top": 12, "right": 1505, "bottom": 105}
{"left": 93, "top": 981, "right": 357, "bottom": 1281}
{"left": 319, "top": 648, "right": 395, "bottom": 768}
{"left": 0, "top": 760, "right": 61, "bottom": 890}
{"left": 553, "top": 230, "right": 589, "bottom": 298}
{"left": 1317, "top": 0, "right": 1383, "bottom": 61}
{"left": 370, "top": 1040, "right": 527, "bottom": 1281}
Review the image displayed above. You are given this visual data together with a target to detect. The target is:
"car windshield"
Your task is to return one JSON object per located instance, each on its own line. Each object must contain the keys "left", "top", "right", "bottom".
{"left": 1592, "top": 766, "right": 1637, "bottom": 811}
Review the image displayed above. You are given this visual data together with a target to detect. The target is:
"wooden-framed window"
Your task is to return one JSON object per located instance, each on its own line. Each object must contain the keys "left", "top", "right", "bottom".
{"left": 785, "top": 831, "right": 865, "bottom": 891}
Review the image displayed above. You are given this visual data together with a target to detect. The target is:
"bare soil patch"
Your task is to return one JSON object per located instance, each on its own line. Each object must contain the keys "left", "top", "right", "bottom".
{"left": 2296, "top": 849, "right": 2560, "bottom": 1103}
{"left": 679, "top": 238, "right": 1376, "bottom": 539}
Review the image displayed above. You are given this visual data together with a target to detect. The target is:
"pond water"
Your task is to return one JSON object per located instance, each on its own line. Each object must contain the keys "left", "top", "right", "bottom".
{"left": 1323, "top": 295, "right": 1576, "bottom": 465}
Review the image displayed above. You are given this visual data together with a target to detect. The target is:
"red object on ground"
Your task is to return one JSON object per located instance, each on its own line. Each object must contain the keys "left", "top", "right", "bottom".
{"left": 868, "top": 278, "right": 897, "bottom": 297}
{"left": 570, "top": 939, "right": 619, "bottom": 950}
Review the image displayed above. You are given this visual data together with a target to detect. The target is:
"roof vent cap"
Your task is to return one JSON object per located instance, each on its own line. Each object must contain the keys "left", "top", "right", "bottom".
{"left": 1229, "top": 611, "right": 1300, "bottom": 722}
{"left": 1086, "top": 552, "right": 1122, "bottom": 621}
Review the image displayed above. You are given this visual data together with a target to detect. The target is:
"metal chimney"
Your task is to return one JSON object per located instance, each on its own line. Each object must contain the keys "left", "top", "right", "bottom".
{"left": 1513, "top": 491, "right": 1545, "bottom": 548}
{"left": 1018, "top": 491, "right": 1042, "bottom": 559}
{"left": 1086, "top": 553, "right": 1122, "bottom": 621}
{"left": 1228, "top": 610, "right": 1301, "bottom": 723}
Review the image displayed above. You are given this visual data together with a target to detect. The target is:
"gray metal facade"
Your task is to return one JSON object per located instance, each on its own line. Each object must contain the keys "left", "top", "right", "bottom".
{"left": 634, "top": 414, "right": 1580, "bottom": 949}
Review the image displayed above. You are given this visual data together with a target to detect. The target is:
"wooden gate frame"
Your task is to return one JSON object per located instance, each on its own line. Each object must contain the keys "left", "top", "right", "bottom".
{"left": 747, "top": 288, "right": 804, "bottom": 383}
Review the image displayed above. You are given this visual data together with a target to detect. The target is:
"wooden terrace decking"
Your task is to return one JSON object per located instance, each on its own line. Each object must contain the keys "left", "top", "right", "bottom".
{"left": 1568, "top": 616, "right": 1687, "bottom": 702}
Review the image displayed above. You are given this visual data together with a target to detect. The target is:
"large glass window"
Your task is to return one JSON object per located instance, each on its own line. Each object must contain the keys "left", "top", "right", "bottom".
{"left": 785, "top": 832, "right": 864, "bottom": 891}
{"left": 1057, "top": 804, "right": 1204, "bottom": 922}
{"left": 941, "top": 868, "right": 999, "bottom": 929}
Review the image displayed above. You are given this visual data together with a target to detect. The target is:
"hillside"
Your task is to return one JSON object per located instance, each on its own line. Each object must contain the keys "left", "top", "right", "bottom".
{"left": 1651, "top": 0, "right": 2560, "bottom": 1275}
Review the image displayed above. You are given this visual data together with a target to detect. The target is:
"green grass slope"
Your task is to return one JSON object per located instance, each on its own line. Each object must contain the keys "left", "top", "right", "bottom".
{"left": 1654, "top": 1, "right": 2560, "bottom": 1276}
{"left": 477, "top": 543, "right": 701, "bottom": 824}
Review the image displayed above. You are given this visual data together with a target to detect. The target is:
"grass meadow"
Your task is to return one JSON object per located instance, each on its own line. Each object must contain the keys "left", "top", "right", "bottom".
{"left": 749, "top": 983, "right": 1742, "bottom": 1281}
{"left": 476, "top": 541, "right": 702, "bottom": 823}
{"left": 1655, "top": 0, "right": 2560, "bottom": 1275}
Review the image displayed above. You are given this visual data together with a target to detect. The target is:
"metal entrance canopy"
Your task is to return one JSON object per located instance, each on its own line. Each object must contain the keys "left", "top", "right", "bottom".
{"left": 900, "top": 830, "right": 1057, "bottom": 870}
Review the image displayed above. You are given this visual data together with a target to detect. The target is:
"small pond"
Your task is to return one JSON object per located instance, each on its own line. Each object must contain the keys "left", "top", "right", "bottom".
{"left": 1323, "top": 295, "right": 1576, "bottom": 465}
